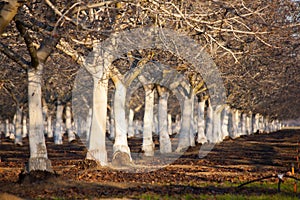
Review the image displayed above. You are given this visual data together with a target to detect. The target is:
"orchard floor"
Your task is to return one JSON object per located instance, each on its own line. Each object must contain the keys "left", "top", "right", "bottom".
{"left": 1, "top": 129, "right": 300, "bottom": 199}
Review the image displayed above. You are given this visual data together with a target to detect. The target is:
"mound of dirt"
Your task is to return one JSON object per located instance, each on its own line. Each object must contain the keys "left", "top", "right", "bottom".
{"left": 18, "top": 170, "right": 59, "bottom": 184}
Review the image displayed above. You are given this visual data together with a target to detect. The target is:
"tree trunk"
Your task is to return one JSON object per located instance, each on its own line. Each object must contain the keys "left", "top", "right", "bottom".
{"left": 85, "top": 107, "right": 92, "bottom": 144}
{"left": 176, "top": 96, "right": 193, "bottom": 152}
{"left": 212, "top": 105, "right": 223, "bottom": 143}
{"left": 142, "top": 85, "right": 155, "bottom": 156}
{"left": 205, "top": 100, "right": 214, "bottom": 143}
{"left": 241, "top": 113, "right": 247, "bottom": 135}
{"left": 54, "top": 102, "right": 63, "bottom": 145}
{"left": 112, "top": 80, "right": 131, "bottom": 163}
{"left": 128, "top": 109, "right": 135, "bottom": 138}
{"left": 189, "top": 95, "right": 196, "bottom": 147}
{"left": 22, "top": 115, "right": 27, "bottom": 138}
{"left": 197, "top": 100, "right": 207, "bottom": 144}
{"left": 27, "top": 67, "right": 52, "bottom": 172}
{"left": 47, "top": 115, "right": 53, "bottom": 138}
{"left": 231, "top": 109, "right": 241, "bottom": 138}
{"left": 109, "top": 93, "right": 115, "bottom": 139}
{"left": 5, "top": 119, "right": 9, "bottom": 138}
{"left": 168, "top": 114, "right": 172, "bottom": 136}
{"left": 253, "top": 113, "right": 260, "bottom": 133}
{"left": 66, "top": 104, "right": 76, "bottom": 142}
{"left": 86, "top": 77, "right": 108, "bottom": 166}
{"left": 157, "top": 86, "right": 172, "bottom": 154}
{"left": 14, "top": 107, "right": 23, "bottom": 145}
{"left": 221, "top": 105, "right": 229, "bottom": 140}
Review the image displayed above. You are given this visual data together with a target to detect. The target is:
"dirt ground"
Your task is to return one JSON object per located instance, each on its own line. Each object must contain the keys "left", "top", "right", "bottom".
{"left": 0, "top": 129, "right": 300, "bottom": 199}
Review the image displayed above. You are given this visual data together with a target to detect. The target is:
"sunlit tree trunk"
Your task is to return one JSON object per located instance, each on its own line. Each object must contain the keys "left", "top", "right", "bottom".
{"left": 128, "top": 109, "right": 135, "bottom": 138}
{"left": 47, "top": 115, "right": 53, "bottom": 138}
{"left": 5, "top": 119, "right": 10, "bottom": 138}
{"left": 212, "top": 105, "right": 222, "bottom": 143}
{"left": 27, "top": 66, "right": 52, "bottom": 172}
{"left": 22, "top": 115, "right": 27, "bottom": 138}
{"left": 142, "top": 85, "right": 155, "bottom": 156}
{"left": 86, "top": 76, "right": 108, "bottom": 165}
{"left": 231, "top": 109, "right": 241, "bottom": 139}
{"left": 54, "top": 102, "right": 63, "bottom": 145}
{"left": 157, "top": 86, "right": 172, "bottom": 154}
{"left": 253, "top": 113, "right": 260, "bottom": 133}
{"left": 205, "top": 100, "right": 214, "bottom": 143}
{"left": 221, "top": 105, "right": 230, "bottom": 140}
{"left": 109, "top": 94, "right": 115, "bottom": 139}
{"left": 189, "top": 94, "right": 196, "bottom": 147}
{"left": 197, "top": 100, "right": 207, "bottom": 144}
{"left": 112, "top": 80, "right": 131, "bottom": 160}
{"left": 176, "top": 96, "right": 193, "bottom": 152}
{"left": 246, "top": 112, "right": 253, "bottom": 135}
{"left": 66, "top": 104, "right": 76, "bottom": 142}
{"left": 14, "top": 107, "right": 23, "bottom": 145}
{"left": 85, "top": 107, "right": 92, "bottom": 143}
{"left": 168, "top": 114, "right": 172, "bottom": 136}
{"left": 241, "top": 113, "right": 247, "bottom": 136}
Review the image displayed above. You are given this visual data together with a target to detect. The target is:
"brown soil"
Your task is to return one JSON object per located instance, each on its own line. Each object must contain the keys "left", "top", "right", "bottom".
{"left": 0, "top": 129, "right": 300, "bottom": 199}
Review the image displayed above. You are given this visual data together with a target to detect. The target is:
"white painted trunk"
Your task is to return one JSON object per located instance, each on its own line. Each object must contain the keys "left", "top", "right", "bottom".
{"left": 189, "top": 95, "right": 196, "bottom": 147}
{"left": 106, "top": 116, "right": 110, "bottom": 135}
{"left": 42, "top": 101, "right": 48, "bottom": 135}
{"left": 205, "top": 101, "right": 214, "bottom": 143}
{"left": 158, "top": 89, "right": 172, "bottom": 154}
{"left": 47, "top": 115, "right": 53, "bottom": 138}
{"left": 142, "top": 85, "right": 155, "bottom": 156}
{"left": 153, "top": 113, "right": 159, "bottom": 136}
{"left": 22, "top": 116, "right": 27, "bottom": 138}
{"left": 86, "top": 107, "right": 92, "bottom": 143}
{"left": 14, "top": 107, "right": 23, "bottom": 145}
{"left": 197, "top": 100, "right": 207, "bottom": 144}
{"left": 66, "top": 105, "right": 76, "bottom": 142}
{"left": 9, "top": 122, "right": 15, "bottom": 140}
{"left": 86, "top": 77, "right": 108, "bottom": 165}
{"left": 15, "top": 108, "right": 23, "bottom": 145}
{"left": 109, "top": 94, "right": 115, "bottom": 139}
{"left": 54, "top": 103, "right": 64, "bottom": 145}
{"left": 253, "top": 114, "right": 260, "bottom": 133}
{"left": 173, "top": 114, "right": 181, "bottom": 134}
{"left": 246, "top": 112, "right": 253, "bottom": 135}
{"left": 231, "top": 109, "right": 241, "bottom": 138}
{"left": 127, "top": 109, "right": 135, "bottom": 138}
{"left": 168, "top": 114, "right": 172, "bottom": 136}
{"left": 259, "top": 115, "right": 265, "bottom": 133}
{"left": 27, "top": 67, "right": 52, "bottom": 172}
{"left": 212, "top": 105, "right": 223, "bottom": 143}
{"left": 176, "top": 96, "right": 193, "bottom": 152}
{"left": 113, "top": 81, "right": 131, "bottom": 158}
{"left": 241, "top": 113, "right": 247, "bottom": 136}
{"left": 221, "top": 105, "right": 229, "bottom": 140}
{"left": 5, "top": 119, "right": 9, "bottom": 138}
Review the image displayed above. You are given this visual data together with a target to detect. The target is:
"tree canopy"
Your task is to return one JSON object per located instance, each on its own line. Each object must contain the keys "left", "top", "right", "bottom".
{"left": 0, "top": 0, "right": 299, "bottom": 120}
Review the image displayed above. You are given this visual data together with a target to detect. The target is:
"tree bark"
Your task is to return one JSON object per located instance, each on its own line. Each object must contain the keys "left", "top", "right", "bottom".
{"left": 197, "top": 100, "right": 207, "bottom": 144}
{"left": 221, "top": 105, "right": 230, "bottom": 140}
{"left": 112, "top": 80, "right": 132, "bottom": 162}
{"left": 176, "top": 96, "right": 193, "bottom": 152}
{"left": 205, "top": 100, "right": 214, "bottom": 143}
{"left": 27, "top": 66, "right": 52, "bottom": 172}
{"left": 157, "top": 86, "right": 172, "bottom": 154}
{"left": 14, "top": 107, "right": 23, "bottom": 145}
{"left": 142, "top": 85, "right": 155, "bottom": 156}
{"left": 66, "top": 104, "right": 76, "bottom": 142}
{"left": 86, "top": 76, "right": 108, "bottom": 166}
{"left": 54, "top": 102, "right": 63, "bottom": 145}
{"left": 127, "top": 109, "right": 135, "bottom": 138}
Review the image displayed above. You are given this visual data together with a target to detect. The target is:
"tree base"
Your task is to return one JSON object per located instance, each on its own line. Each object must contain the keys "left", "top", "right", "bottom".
{"left": 112, "top": 151, "right": 133, "bottom": 167}
{"left": 86, "top": 149, "right": 107, "bottom": 166}
{"left": 26, "top": 157, "right": 53, "bottom": 173}
{"left": 142, "top": 144, "right": 155, "bottom": 156}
